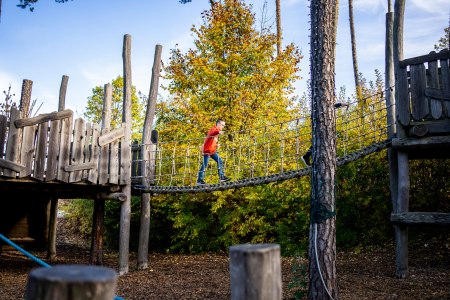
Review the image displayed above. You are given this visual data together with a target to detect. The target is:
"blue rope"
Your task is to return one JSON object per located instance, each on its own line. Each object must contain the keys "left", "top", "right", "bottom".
{"left": 0, "top": 233, "right": 51, "bottom": 268}
{"left": 0, "top": 233, "right": 124, "bottom": 300}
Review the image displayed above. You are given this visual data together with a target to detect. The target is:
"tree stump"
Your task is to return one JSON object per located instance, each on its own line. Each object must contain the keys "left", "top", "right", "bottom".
{"left": 229, "top": 243, "right": 281, "bottom": 300}
{"left": 25, "top": 265, "right": 117, "bottom": 300}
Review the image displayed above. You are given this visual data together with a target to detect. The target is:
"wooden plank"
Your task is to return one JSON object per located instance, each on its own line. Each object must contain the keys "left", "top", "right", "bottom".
{"left": 391, "top": 212, "right": 450, "bottom": 225}
{"left": 98, "top": 128, "right": 110, "bottom": 185}
{"left": 56, "top": 115, "right": 73, "bottom": 182}
{"left": 441, "top": 59, "right": 450, "bottom": 117}
{"left": 4, "top": 108, "right": 21, "bottom": 177}
{"left": 425, "top": 87, "right": 450, "bottom": 100}
{"left": 69, "top": 118, "right": 85, "bottom": 183}
{"left": 397, "top": 67, "right": 410, "bottom": 126}
{"left": 82, "top": 122, "right": 92, "bottom": 180}
{"left": 98, "top": 126, "right": 125, "bottom": 146}
{"left": 88, "top": 123, "right": 100, "bottom": 184}
{"left": 109, "top": 139, "right": 119, "bottom": 184}
{"left": 34, "top": 122, "right": 49, "bottom": 181}
{"left": 410, "top": 64, "right": 428, "bottom": 120}
{"left": 0, "top": 115, "right": 8, "bottom": 175}
{"left": 64, "top": 162, "right": 96, "bottom": 172}
{"left": 399, "top": 49, "right": 450, "bottom": 67}
{"left": 408, "top": 119, "right": 450, "bottom": 136}
{"left": 0, "top": 158, "right": 25, "bottom": 172}
{"left": 427, "top": 60, "right": 442, "bottom": 119}
{"left": 19, "top": 125, "right": 36, "bottom": 177}
{"left": 46, "top": 120, "right": 61, "bottom": 181}
{"left": 119, "top": 124, "right": 131, "bottom": 185}
{"left": 392, "top": 135, "right": 450, "bottom": 149}
{"left": 99, "top": 83, "right": 112, "bottom": 185}
{"left": 14, "top": 109, "right": 72, "bottom": 128}
{"left": 0, "top": 115, "right": 7, "bottom": 157}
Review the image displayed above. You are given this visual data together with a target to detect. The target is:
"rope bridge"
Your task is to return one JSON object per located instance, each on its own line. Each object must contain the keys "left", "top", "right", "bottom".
{"left": 132, "top": 90, "right": 393, "bottom": 194}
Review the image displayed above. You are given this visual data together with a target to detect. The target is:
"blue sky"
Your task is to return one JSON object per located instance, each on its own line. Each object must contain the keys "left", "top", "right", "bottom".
{"left": 0, "top": 0, "right": 449, "bottom": 117}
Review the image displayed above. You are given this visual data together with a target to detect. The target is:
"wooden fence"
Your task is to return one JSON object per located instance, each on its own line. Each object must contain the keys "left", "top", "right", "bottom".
{"left": 0, "top": 107, "right": 130, "bottom": 186}
{"left": 397, "top": 49, "right": 450, "bottom": 137}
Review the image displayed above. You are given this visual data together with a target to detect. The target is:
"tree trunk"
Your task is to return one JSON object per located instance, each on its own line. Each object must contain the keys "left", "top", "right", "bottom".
{"left": 276, "top": 0, "right": 282, "bottom": 56}
{"left": 349, "top": 0, "right": 360, "bottom": 98}
{"left": 308, "top": 0, "right": 339, "bottom": 299}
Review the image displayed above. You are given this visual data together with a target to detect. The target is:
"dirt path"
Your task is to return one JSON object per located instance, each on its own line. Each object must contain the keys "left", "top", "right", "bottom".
{"left": 1, "top": 220, "right": 449, "bottom": 299}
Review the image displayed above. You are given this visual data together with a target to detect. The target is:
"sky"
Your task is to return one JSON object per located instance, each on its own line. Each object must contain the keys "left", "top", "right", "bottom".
{"left": 0, "top": 0, "right": 449, "bottom": 117}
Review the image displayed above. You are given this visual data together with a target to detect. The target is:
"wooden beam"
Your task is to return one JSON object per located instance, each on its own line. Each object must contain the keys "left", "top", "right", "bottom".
{"left": 392, "top": 135, "right": 450, "bottom": 149}
{"left": 14, "top": 109, "right": 73, "bottom": 128}
{"left": 138, "top": 44, "right": 163, "bottom": 270}
{"left": 0, "top": 158, "right": 25, "bottom": 172}
{"left": 399, "top": 49, "right": 450, "bottom": 67}
{"left": 425, "top": 87, "right": 450, "bottom": 101}
{"left": 119, "top": 33, "right": 132, "bottom": 276}
{"left": 97, "top": 192, "right": 127, "bottom": 201}
{"left": 64, "top": 162, "right": 96, "bottom": 172}
{"left": 391, "top": 212, "right": 450, "bottom": 225}
{"left": 97, "top": 126, "right": 125, "bottom": 146}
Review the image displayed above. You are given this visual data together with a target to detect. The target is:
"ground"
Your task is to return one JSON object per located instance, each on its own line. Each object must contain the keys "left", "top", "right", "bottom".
{"left": 0, "top": 218, "right": 449, "bottom": 299}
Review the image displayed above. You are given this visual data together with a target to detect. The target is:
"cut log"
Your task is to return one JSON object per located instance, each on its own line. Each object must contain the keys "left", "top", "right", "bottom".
{"left": 229, "top": 244, "right": 281, "bottom": 300}
{"left": 25, "top": 265, "right": 117, "bottom": 300}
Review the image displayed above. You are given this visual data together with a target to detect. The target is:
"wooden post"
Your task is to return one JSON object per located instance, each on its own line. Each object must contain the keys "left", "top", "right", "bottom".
{"left": 137, "top": 44, "right": 162, "bottom": 270}
{"left": 25, "top": 265, "right": 117, "bottom": 300}
{"left": 90, "top": 83, "right": 112, "bottom": 266}
{"left": 229, "top": 244, "right": 281, "bottom": 300}
{"left": 58, "top": 75, "right": 69, "bottom": 112}
{"left": 19, "top": 79, "right": 32, "bottom": 118}
{"left": 16, "top": 79, "right": 32, "bottom": 177}
{"left": 393, "top": 0, "right": 409, "bottom": 279}
{"left": 119, "top": 34, "right": 132, "bottom": 275}
{"left": 48, "top": 75, "right": 69, "bottom": 260}
{"left": 385, "top": 7, "right": 399, "bottom": 224}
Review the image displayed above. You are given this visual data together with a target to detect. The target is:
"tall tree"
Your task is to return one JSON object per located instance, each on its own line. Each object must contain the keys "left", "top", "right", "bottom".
{"left": 276, "top": 0, "right": 282, "bottom": 56}
{"left": 434, "top": 24, "right": 450, "bottom": 51}
{"left": 349, "top": 0, "right": 360, "bottom": 97}
{"left": 308, "top": 0, "right": 339, "bottom": 299}
{"left": 162, "top": 0, "right": 302, "bottom": 138}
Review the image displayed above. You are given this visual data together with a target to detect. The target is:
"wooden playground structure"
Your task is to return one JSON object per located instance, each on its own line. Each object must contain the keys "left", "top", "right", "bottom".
{"left": 0, "top": 1, "right": 449, "bottom": 284}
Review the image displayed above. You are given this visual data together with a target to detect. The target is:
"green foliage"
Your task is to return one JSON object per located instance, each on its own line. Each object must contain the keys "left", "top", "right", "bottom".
{"left": 63, "top": 199, "right": 93, "bottom": 238}
{"left": 17, "top": 0, "right": 71, "bottom": 12}
{"left": 288, "top": 256, "right": 308, "bottom": 300}
{"left": 160, "top": 0, "right": 302, "bottom": 139}
{"left": 336, "top": 152, "right": 392, "bottom": 249}
{"left": 409, "top": 159, "right": 450, "bottom": 212}
{"left": 84, "top": 76, "right": 146, "bottom": 142}
{"left": 434, "top": 26, "right": 449, "bottom": 51}
{"left": 150, "top": 177, "right": 311, "bottom": 255}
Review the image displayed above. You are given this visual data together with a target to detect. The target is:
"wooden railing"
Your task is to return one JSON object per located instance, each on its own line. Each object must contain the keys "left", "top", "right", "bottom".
{"left": 0, "top": 107, "right": 130, "bottom": 185}
{"left": 397, "top": 49, "right": 450, "bottom": 137}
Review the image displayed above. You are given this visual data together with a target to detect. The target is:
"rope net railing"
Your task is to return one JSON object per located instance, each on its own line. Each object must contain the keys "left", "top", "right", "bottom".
{"left": 132, "top": 89, "right": 393, "bottom": 193}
